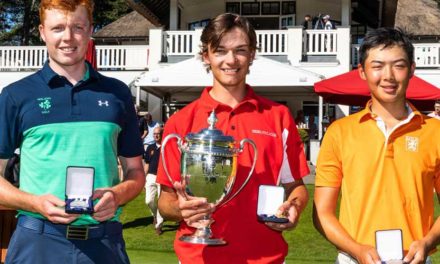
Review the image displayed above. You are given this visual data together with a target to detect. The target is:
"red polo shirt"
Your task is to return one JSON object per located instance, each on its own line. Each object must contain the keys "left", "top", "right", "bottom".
{"left": 157, "top": 86, "right": 309, "bottom": 264}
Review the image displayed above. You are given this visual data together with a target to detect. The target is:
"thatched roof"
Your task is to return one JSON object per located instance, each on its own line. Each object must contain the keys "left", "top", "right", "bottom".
{"left": 395, "top": 0, "right": 440, "bottom": 36}
{"left": 93, "top": 11, "right": 157, "bottom": 39}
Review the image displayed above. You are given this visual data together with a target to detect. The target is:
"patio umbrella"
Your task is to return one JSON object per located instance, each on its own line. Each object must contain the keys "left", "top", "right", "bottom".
{"left": 85, "top": 38, "right": 97, "bottom": 70}
{"left": 314, "top": 69, "right": 440, "bottom": 111}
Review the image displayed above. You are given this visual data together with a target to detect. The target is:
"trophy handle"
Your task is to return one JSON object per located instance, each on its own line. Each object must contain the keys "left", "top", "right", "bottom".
{"left": 220, "top": 138, "right": 258, "bottom": 206}
{"left": 161, "top": 133, "right": 182, "bottom": 185}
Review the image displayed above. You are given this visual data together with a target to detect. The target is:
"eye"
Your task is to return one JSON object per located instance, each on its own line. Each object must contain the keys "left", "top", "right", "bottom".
{"left": 52, "top": 26, "right": 64, "bottom": 32}
{"left": 214, "top": 49, "right": 227, "bottom": 55}
{"left": 73, "top": 25, "right": 86, "bottom": 33}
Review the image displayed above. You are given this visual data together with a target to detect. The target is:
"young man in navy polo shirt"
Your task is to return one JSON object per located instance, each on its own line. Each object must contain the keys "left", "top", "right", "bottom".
{"left": 0, "top": 0, "right": 145, "bottom": 263}
{"left": 157, "top": 13, "right": 309, "bottom": 263}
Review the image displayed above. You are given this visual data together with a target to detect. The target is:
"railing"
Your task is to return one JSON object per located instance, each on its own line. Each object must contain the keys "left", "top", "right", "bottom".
{"left": 164, "top": 31, "right": 195, "bottom": 56}
{"left": 96, "top": 45, "right": 149, "bottom": 70}
{"left": 0, "top": 46, "right": 47, "bottom": 70}
{"left": 257, "top": 30, "right": 288, "bottom": 55}
{"left": 414, "top": 43, "right": 440, "bottom": 68}
{"left": 303, "top": 29, "right": 338, "bottom": 55}
{"left": 351, "top": 43, "right": 440, "bottom": 68}
{"left": 0, "top": 45, "right": 149, "bottom": 71}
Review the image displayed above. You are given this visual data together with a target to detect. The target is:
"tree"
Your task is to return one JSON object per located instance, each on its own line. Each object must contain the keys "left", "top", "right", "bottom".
{"left": 0, "top": 0, "right": 132, "bottom": 45}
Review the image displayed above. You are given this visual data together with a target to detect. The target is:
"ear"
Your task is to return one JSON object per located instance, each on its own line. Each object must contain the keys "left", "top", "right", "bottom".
{"left": 250, "top": 50, "right": 256, "bottom": 64}
{"left": 358, "top": 64, "right": 367, "bottom": 80}
{"left": 409, "top": 62, "right": 415, "bottom": 78}
{"left": 39, "top": 24, "right": 46, "bottom": 43}
{"left": 202, "top": 51, "right": 210, "bottom": 65}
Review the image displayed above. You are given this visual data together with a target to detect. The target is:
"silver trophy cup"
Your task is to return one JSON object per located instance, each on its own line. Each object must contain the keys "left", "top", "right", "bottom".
{"left": 161, "top": 110, "right": 257, "bottom": 245}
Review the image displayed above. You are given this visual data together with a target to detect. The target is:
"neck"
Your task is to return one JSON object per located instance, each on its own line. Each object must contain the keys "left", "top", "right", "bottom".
{"left": 209, "top": 82, "right": 247, "bottom": 108}
{"left": 49, "top": 59, "right": 87, "bottom": 85}
{"left": 371, "top": 99, "right": 408, "bottom": 129}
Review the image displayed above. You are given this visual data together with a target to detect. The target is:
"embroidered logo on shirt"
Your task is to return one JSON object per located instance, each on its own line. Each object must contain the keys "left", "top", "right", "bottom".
{"left": 98, "top": 100, "right": 109, "bottom": 107}
{"left": 405, "top": 136, "right": 419, "bottom": 152}
{"left": 37, "top": 97, "right": 52, "bottom": 114}
{"left": 251, "top": 129, "right": 276, "bottom": 138}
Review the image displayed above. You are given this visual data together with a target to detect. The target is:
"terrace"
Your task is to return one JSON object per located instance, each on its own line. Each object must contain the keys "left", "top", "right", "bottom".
{"left": 1, "top": 27, "right": 440, "bottom": 93}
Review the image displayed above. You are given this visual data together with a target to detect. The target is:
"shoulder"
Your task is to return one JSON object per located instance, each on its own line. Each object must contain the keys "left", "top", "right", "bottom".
{"left": 255, "top": 94, "right": 289, "bottom": 113}
{"left": 3, "top": 72, "right": 41, "bottom": 95}
{"left": 95, "top": 74, "right": 130, "bottom": 96}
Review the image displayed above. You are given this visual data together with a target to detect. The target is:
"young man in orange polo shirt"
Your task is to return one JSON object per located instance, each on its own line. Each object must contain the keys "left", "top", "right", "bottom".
{"left": 314, "top": 27, "right": 440, "bottom": 264}
{"left": 156, "top": 13, "right": 309, "bottom": 263}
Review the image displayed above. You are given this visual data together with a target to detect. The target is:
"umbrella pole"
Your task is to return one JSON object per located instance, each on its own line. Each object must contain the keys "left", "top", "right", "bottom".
{"left": 318, "top": 96, "right": 324, "bottom": 140}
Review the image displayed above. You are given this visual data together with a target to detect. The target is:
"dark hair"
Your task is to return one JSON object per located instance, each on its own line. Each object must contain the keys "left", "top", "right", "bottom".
{"left": 359, "top": 27, "right": 414, "bottom": 68}
{"left": 200, "top": 13, "right": 257, "bottom": 55}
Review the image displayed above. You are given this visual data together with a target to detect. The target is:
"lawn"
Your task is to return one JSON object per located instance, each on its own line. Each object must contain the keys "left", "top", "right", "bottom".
{"left": 121, "top": 185, "right": 440, "bottom": 264}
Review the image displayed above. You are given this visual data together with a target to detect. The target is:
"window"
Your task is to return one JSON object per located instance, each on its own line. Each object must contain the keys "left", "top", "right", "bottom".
{"left": 262, "top": 2, "right": 280, "bottom": 15}
{"left": 188, "top": 19, "right": 210, "bottom": 30}
{"left": 226, "top": 2, "right": 240, "bottom": 14}
{"left": 242, "top": 2, "right": 260, "bottom": 15}
{"left": 281, "top": 1, "right": 295, "bottom": 15}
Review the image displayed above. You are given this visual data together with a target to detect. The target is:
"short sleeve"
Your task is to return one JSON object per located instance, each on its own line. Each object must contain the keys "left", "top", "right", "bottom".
{"left": 117, "top": 86, "right": 144, "bottom": 158}
{"left": 0, "top": 89, "right": 20, "bottom": 159}
{"left": 314, "top": 124, "right": 343, "bottom": 187}
{"left": 279, "top": 109, "right": 310, "bottom": 184}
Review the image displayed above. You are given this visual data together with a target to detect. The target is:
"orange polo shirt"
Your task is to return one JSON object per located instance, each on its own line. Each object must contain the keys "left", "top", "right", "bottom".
{"left": 316, "top": 102, "right": 440, "bottom": 251}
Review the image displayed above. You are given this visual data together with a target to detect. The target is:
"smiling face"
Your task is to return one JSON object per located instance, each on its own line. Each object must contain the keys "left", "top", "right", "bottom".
{"left": 203, "top": 27, "right": 255, "bottom": 92}
{"left": 359, "top": 44, "right": 415, "bottom": 106}
{"left": 39, "top": 5, "right": 92, "bottom": 74}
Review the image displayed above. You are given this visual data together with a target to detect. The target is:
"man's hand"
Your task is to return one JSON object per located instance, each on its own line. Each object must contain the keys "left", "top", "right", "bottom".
{"left": 173, "top": 181, "right": 215, "bottom": 228}
{"left": 92, "top": 188, "right": 118, "bottom": 222}
{"left": 33, "top": 194, "right": 79, "bottom": 224}
{"left": 403, "top": 240, "right": 429, "bottom": 264}
{"left": 353, "top": 244, "right": 381, "bottom": 264}
{"left": 265, "top": 200, "right": 299, "bottom": 232}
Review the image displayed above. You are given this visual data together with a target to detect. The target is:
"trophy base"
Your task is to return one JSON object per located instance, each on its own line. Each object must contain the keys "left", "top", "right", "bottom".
{"left": 179, "top": 235, "right": 227, "bottom": 245}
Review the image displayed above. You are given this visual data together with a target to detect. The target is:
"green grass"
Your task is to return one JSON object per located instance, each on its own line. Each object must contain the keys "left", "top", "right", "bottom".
{"left": 121, "top": 185, "right": 440, "bottom": 263}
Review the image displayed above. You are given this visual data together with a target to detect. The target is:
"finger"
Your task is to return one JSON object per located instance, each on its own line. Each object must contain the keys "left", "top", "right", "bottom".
{"left": 366, "top": 248, "right": 381, "bottom": 264}
{"left": 404, "top": 248, "right": 416, "bottom": 263}
{"left": 93, "top": 209, "right": 115, "bottom": 222}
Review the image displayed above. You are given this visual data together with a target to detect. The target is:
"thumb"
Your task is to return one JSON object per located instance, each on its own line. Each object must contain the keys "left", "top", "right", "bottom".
{"left": 45, "top": 194, "right": 66, "bottom": 207}
{"left": 92, "top": 189, "right": 105, "bottom": 200}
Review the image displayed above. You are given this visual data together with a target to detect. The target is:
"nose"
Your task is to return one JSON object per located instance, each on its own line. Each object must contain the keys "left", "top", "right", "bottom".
{"left": 382, "top": 65, "right": 395, "bottom": 81}
{"left": 62, "top": 27, "right": 73, "bottom": 41}
{"left": 225, "top": 50, "right": 237, "bottom": 64}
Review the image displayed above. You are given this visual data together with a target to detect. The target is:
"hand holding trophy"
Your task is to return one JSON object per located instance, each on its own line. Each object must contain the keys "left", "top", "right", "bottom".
{"left": 161, "top": 110, "right": 257, "bottom": 245}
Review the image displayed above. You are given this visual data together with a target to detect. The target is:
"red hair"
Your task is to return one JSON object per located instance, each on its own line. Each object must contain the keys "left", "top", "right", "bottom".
{"left": 39, "top": 0, "right": 94, "bottom": 24}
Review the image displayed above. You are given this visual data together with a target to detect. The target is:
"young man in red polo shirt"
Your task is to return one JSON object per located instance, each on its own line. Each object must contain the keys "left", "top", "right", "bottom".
{"left": 314, "top": 28, "right": 440, "bottom": 264}
{"left": 156, "top": 13, "right": 309, "bottom": 264}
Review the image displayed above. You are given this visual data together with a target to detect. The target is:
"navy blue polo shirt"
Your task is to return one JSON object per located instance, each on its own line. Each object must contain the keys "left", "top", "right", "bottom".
{"left": 143, "top": 143, "right": 160, "bottom": 175}
{"left": 0, "top": 61, "right": 143, "bottom": 225}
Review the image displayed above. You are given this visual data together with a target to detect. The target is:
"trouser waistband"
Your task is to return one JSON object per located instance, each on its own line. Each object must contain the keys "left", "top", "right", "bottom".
{"left": 18, "top": 215, "right": 122, "bottom": 240}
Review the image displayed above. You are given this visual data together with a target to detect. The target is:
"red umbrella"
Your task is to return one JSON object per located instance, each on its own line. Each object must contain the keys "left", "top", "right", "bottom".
{"left": 85, "top": 38, "right": 97, "bottom": 70}
{"left": 314, "top": 69, "right": 440, "bottom": 111}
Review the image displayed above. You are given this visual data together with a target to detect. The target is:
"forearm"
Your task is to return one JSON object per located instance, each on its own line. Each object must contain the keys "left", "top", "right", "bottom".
{"left": 158, "top": 185, "right": 183, "bottom": 222}
{"left": 313, "top": 186, "right": 364, "bottom": 258}
{"left": 0, "top": 160, "right": 38, "bottom": 212}
{"left": 422, "top": 216, "right": 440, "bottom": 252}
{"left": 284, "top": 180, "right": 309, "bottom": 215}
{"left": 312, "top": 205, "right": 362, "bottom": 256}
{"left": 113, "top": 157, "right": 145, "bottom": 205}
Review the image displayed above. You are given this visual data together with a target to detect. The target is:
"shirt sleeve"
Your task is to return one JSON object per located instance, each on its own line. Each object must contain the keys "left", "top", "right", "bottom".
{"left": 117, "top": 85, "right": 144, "bottom": 158}
{"left": 314, "top": 123, "right": 343, "bottom": 187}
{"left": 0, "top": 89, "right": 20, "bottom": 159}
{"left": 279, "top": 110, "right": 310, "bottom": 184}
